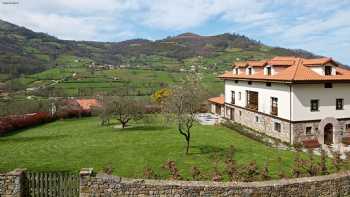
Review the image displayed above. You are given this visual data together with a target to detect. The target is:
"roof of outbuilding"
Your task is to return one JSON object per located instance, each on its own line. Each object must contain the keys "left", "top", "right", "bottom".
{"left": 208, "top": 96, "right": 225, "bottom": 105}
{"left": 76, "top": 99, "right": 101, "bottom": 110}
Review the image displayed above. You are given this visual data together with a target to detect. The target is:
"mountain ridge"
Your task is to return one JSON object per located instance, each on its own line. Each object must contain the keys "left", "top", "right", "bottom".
{"left": 0, "top": 19, "right": 320, "bottom": 78}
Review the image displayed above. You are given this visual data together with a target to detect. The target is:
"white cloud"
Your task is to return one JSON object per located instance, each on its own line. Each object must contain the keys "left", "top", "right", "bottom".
{"left": 0, "top": 0, "right": 134, "bottom": 41}
{"left": 0, "top": 0, "right": 350, "bottom": 63}
{"left": 134, "top": 0, "right": 275, "bottom": 30}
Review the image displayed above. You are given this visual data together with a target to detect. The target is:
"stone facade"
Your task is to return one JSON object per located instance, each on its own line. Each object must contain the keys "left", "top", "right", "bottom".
{"left": 225, "top": 104, "right": 350, "bottom": 146}
{"left": 80, "top": 169, "right": 350, "bottom": 197}
{"left": 225, "top": 104, "right": 292, "bottom": 143}
{"left": 0, "top": 169, "right": 24, "bottom": 197}
{"left": 292, "top": 118, "right": 350, "bottom": 145}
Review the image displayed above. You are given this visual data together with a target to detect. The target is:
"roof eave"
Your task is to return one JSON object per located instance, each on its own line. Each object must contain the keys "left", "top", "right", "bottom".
{"left": 218, "top": 76, "right": 293, "bottom": 84}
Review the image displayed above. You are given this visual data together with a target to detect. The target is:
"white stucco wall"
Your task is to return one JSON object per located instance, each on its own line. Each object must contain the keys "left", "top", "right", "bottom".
{"left": 224, "top": 80, "right": 291, "bottom": 120}
{"left": 291, "top": 83, "right": 350, "bottom": 121}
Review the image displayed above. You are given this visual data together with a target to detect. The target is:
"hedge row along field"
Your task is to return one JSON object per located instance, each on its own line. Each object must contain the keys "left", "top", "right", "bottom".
{"left": 0, "top": 109, "right": 91, "bottom": 135}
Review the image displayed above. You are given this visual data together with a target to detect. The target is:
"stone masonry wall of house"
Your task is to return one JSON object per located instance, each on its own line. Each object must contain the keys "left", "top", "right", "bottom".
{"left": 79, "top": 168, "right": 350, "bottom": 197}
{"left": 293, "top": 119, "right": 350, "bottom": 144}
{"left": 225, "top": 105, "right": 291, "bottom": 143}
{"left": 0, "top": 169, "right": 24, "bottom": 197}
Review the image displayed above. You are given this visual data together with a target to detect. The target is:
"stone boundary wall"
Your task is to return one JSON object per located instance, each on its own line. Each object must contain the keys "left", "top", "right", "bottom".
{"left": 2, "top": 168, "right": 350, "bottom": 196}
{"left": 80, "top": 168, "right": 350, "bottom": 197}
{"left": 0, "top": 169, "right": 24, "bottom": 197}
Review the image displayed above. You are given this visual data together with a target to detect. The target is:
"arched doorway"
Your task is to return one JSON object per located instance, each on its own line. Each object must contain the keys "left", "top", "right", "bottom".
{"left": 318, "top": 117, "right": 341, "bottom": 145}
{"left": 324, "top": 123, "right": 333, "bottom": 145}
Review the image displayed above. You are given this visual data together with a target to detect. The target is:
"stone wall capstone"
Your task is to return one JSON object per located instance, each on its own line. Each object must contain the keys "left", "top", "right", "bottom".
{"left": 79, "top": 169, "right": 350, "bottom": 197}
{"left": 0, "top": 169, "right": 24, "bottom": 197}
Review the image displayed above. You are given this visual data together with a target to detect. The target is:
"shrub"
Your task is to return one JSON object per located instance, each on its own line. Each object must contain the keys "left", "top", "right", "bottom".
{"left": 103, "top": 164, "right": 113, "bottom": 175}
{"left": 190, "top": 166, "right": 202, "bottom": 181}
{"left": 211, "top": 154, "right": 223, "bottom": 182}
{"left": 163, "top": 160, "right": 182, "bottom": 180}
{"left": 143, "top": 167, "right": 159, "bottom": 179}
{"left": 0, "top": 112, "right": 53, "bottom": 135}
{"left": 319, "top": 149, "right": 328, "bottom": 175}
{"left": 260, "top": 161, "right": 271, "bottom": 181}
{"left": 240, "top": 161, "right": 259, "bottom": 182}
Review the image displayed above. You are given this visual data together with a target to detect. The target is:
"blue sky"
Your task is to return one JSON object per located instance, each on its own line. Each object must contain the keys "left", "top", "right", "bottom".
{"left": 1, "top": 0, "right": 350, "bottom": 64}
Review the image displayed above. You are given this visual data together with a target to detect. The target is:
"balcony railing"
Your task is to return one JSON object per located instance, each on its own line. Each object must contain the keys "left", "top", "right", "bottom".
{"left": 271, "top": 107, "right": 278, "bottom": 116}
{"left": 246, "top": 103, "right": 258, "bottom": 111}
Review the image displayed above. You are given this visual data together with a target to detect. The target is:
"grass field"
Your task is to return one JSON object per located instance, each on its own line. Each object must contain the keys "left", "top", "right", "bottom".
{"left": 0, "top": 117, "right": 318, "bottom": 180}
{"left": 13, "top": 66, "right": 223, "bottom": 98}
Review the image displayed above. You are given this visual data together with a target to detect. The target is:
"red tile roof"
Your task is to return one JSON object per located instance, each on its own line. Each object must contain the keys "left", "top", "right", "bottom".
{"left": 235, "top": 62, "right": 248, "bottom": 68}
{"left": 246, "top": 60, "right": 267, "bottom": 67}
{"left": 220, "top": 56, "right": 350, "bottom": 82}
{"left": 208, "top": 96, "right": 224, "bottom": 105}
{"left": 303, "top": 57, "right": 332, "bottom": 65}
{"left": 76, "top": 99, "right": 101, "bottom": 110}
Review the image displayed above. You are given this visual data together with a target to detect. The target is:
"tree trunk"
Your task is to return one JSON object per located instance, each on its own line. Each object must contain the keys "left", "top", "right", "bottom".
{"left": 122, "top": 122, "right": 127, "bottom": 128}
{"left": 186, "top": 139, "right": 190, "bottom": 154}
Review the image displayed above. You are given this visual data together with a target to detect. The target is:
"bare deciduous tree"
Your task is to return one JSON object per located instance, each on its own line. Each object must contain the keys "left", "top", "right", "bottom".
{"left": 163, "top": 75, "right": 206, "bottom": 154}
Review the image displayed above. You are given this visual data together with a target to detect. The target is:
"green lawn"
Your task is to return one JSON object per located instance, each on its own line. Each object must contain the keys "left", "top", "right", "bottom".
{"left": 0, "top": 117, "right": 311, "bottom": 180}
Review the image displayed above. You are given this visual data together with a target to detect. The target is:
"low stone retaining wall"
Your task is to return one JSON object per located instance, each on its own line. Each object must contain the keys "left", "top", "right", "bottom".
{"left": 80, "top": 168, "right": 350, "bottom": 197}
{"left": 0, "top": 169, "right": 24, "bottom": 197}
{"left": 1, "top": 168, "right": 350, "bottom": 196}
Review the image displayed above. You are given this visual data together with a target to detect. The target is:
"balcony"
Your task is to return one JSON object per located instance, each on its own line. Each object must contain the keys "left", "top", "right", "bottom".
{"left": 246, "top": 91, "right": 258, "bottom": 111}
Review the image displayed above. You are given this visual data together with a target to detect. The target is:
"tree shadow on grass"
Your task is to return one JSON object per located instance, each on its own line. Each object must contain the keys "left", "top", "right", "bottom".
{"left": 189, "top": 145, "right": 227, "bottom": 157}
{"left": 0, "top": 135, "right": 68, "bottom": 143}
{"left": 116, "top": 125, "right": 170, "bottom": 132}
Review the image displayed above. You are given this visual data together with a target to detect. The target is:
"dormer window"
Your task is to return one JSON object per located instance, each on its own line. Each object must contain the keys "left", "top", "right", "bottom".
{"left": 235, "top": 68, "right": 239, "bottom": 75}
{"left": 325, "top": 66, "right": 332, "bottom": 76}
{"left": 248, "top": 67, "right": 252, "bottom": 75}
{"left": 266, "top": 66, "right": 272, "bottom": 76}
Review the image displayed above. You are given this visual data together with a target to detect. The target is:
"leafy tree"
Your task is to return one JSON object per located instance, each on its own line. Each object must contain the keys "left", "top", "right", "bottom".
{"left": 151, "top": 88, "right": 171, "bottom": 104}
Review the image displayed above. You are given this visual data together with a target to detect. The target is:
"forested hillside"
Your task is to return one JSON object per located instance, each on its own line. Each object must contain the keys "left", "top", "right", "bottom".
{"left": 0, "top": 19, "right": 317, "bottom": 80}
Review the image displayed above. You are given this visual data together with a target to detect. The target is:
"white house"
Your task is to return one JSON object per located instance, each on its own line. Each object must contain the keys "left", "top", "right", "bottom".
{"left": 209, "top": 56, "right": 350, "bottom": 147}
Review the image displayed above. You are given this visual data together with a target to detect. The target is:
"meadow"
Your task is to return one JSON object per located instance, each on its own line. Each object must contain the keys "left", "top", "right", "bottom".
{"left": 0, "top": 117, "right": 320, "bottom": 180}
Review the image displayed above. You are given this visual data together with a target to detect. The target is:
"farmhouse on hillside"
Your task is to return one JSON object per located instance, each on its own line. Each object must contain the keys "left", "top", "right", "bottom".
{"left": 209, "top": 56, "right": 350, "bottom": 148}
{"left": 75, "top": 99, "right": 102, "bottom": 110}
